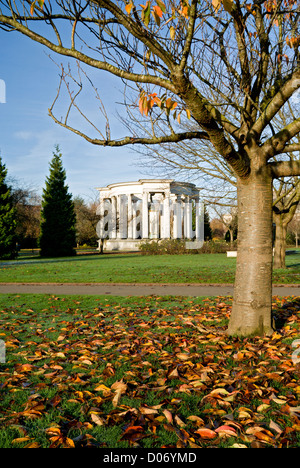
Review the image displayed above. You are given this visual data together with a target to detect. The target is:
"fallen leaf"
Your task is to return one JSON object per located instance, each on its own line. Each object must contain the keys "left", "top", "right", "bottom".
{"left": 91, "top": 413, "right": 105, "bottom": 426}
{"left": 163, "top": 409, "right": 173, "bottom": 423}
{"left": 195, "top": 428, "right": 217, "bottom": 439}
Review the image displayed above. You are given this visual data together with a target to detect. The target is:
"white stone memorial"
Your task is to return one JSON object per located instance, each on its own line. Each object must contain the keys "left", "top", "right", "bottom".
{"left": 96, "top": 179, "right": 204, "bottom": 251}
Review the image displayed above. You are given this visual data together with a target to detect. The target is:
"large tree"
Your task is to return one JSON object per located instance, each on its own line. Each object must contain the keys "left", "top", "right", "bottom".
{"left": 39, "top": 146, "right": 76, "bottom": 257}
{"left": 0, "top": 157, "right": 17, "bottom": 259}
{"left": 1, "top": 0, "right": 300, "bottom": 335}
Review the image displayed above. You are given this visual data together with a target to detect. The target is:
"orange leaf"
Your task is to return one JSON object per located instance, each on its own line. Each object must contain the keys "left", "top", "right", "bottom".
{"left": 65, "top": 437, "right": 75, "bottom": 448}
{"left": 125, "top": 2, "right": 133, "bottom": 14}
{"left": 195, "top": 428, "right": 217, "bottom": 439}
{"left": 12, "top": 437, "right": 33, "bottom": 444}
{"left": 46, "top": 427, "right": 61, "bottom": 436}
{"left": 212, "top": 0, "right": 221, "bottom": 12}
{"left": 30, "top": 1, "right": 36, "bottom": 16}
{"left": 153, "top": 5, "right": 163, "bottom": 17}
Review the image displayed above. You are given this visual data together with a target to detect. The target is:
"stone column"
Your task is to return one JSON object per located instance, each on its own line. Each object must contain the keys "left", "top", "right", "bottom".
{"left": 195, "top": 197, "right": 204, "bottom": 241}
{"left": 149, "top": 202, "right": 160, "bottom": 239}
{"left": 127, "top": 194, "right": 133, "bottom": 239}
{"left": 162, "top": 192, "right": 171, "bottom": 238}
{"left": 110, "top": 196, "right": 117, "bottom": 239}
{"left": 173, "top": 195, "right": 182, "bottom": 239}
{"left": 119, "top": 195, "right": 128, "bottom": 239}
{"left": 142, "top": 191, "right": 149, "bottom": 239}
{"left": 132, "top": 200, "right": 137, "bottom": 239}
{"left": 185, "top": 196, "right": 193, "bottom": 239}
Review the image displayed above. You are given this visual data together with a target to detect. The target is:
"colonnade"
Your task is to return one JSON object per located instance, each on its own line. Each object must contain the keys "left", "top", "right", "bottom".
{"left": 96, "top": 180, "right": 204, "bottom": 250}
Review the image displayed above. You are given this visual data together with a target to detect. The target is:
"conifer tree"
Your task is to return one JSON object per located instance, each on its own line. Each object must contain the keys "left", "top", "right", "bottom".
{"left": 0, "top": 157, "right": 17, "bottom": 259}
{"left": 39, "top": 146, "right": 76, "bottom": 257}
{"left": 204, "top": 206, "right": 212, "bottom": 241}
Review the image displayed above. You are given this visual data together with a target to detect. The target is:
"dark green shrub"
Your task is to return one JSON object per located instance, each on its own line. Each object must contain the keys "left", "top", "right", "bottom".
{"left": 139, "top": 239, "right": 237, "bottom": 255}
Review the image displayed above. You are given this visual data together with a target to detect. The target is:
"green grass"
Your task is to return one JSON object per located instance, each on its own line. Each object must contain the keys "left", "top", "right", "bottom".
{"left": 0, "top": 294, "right": 299, "bottom": 448}
{"left": 0, "top": 251, "right": 299, "bottom": 284}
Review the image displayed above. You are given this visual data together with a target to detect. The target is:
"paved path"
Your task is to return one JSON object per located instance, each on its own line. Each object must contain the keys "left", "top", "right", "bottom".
{"left": 0, "top": 282, "right": 299, "bottom": 297}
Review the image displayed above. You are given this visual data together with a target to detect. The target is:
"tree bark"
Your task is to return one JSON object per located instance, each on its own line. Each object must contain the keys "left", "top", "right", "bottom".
{"left": 273, "top": 215, "right": 287, "bottom": 269}
{"left": 227, "top": 171, "right": 274, "bottom": 336}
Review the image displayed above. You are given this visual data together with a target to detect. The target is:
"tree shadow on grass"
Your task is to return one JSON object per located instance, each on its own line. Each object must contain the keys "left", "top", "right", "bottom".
{"left": 1, "top": 253, "right": 142, "bottom": 267}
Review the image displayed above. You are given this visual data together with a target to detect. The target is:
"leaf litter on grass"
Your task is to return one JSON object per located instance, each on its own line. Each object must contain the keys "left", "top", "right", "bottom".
{"left": 0, "top": 294, "right": 299, "bottom": 448}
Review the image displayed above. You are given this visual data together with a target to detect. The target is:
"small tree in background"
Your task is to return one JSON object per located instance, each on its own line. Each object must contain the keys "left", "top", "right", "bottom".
{"left": 39, "top": 146, "right": 76, "bottom": 257}
{"left": 204, "top": 206, "right": 212, "bottom": 241}
{"left": 0, "top": 157, "right": 17, "bottom": 259}
{"left": 73, "top": 196, "right": 99, "bottom": 247}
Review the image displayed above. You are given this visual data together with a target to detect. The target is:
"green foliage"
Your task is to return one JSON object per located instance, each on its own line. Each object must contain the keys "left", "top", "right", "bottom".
{"left": 139, "top": 239, "right": 187, "bottom": 255}
{"left": 0, "top": 157, "right": 17, "bottom": 259}
{"left": 225, "top": 228, "right": 238, "bottom": 242}
{"left": 39, "top": 146, "right": 76, "bottom": 257}
{"left": 139, "top": 239, "right": 237, "bottom": 255}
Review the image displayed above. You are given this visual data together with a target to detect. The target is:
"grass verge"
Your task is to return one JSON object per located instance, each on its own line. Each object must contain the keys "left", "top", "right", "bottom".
{"left": 0, "top": 252, "right": 300, "bottom": 284}
{"left": 0, "top": 294, "right": 299, "bottom": 448}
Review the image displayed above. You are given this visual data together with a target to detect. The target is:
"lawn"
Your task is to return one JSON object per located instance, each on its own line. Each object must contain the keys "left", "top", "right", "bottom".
{"left": 0, "top": 251, "right": 300, "bottom": 284}
{"left": 0, "top": 294, "right": 299, "bottom": 448}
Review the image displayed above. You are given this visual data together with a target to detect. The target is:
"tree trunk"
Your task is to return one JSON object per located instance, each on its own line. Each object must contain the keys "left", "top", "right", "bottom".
{"left": 229, "top": 228, "right": 234, "bottom": 247}
{"left": 273, "top": 215, "right": 287, "bottom": 269}
{"left": 227, "top": 172, "right": 273, "bottom": 336}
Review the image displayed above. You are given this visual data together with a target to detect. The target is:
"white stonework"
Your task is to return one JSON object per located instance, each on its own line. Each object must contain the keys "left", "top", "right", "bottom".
{"left": 96, "top": 179, "right": 204, "bottom": 251}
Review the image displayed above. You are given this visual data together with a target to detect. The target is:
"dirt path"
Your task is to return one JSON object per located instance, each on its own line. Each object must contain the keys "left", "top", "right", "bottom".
{"left": 0, "top": 282, "right": 299, "bottom": 296}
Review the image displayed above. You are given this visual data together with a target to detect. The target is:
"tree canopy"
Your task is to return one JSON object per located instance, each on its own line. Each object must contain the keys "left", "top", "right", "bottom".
{"left": 0, "top": 0, "right": 299, "bottom": 178}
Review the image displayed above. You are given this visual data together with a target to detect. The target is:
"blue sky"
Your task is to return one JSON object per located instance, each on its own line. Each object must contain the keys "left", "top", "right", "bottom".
{"left": 0, "top": 27, "right": 157, "bottom": 201}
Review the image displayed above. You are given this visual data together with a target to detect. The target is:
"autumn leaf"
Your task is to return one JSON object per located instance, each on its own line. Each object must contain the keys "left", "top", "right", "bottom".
{"left": 125, "top": 2, "right": 133, "bottom": 14}
{"left": 111, "top": 379, "right": 127, "bottom": 407}
{"left": 195, "top": 428, "right": 217, "bottom": 439}
{"left": 215, "top": 425, "right": 237, "bottom": 437}
{"left": 140, "top": 1, "right": 151, "bottom": 27}
{"left": 152, "top": 5, "right": 163, "bottom": 25}
{"left": 163, "top": 409, "right": 173, "bottom": 423}
{"left": 91, "top": 413, "right": 105, "bottom": 426}
{"left": 0, "top": 294, "right": 299, "bottom": 448}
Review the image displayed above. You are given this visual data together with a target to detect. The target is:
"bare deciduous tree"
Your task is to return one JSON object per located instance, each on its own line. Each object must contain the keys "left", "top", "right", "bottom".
{"left": 1, "top": 0, "right": 300, "bottom": 335}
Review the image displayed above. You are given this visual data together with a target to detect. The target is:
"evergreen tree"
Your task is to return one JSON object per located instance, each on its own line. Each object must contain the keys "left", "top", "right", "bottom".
{"left": 204, "top": 206, "right": 212, "bottom": 241}
{"left": 0, "top": 157, "right": 17, "bottom": 259}
{"left": 39, "top": 146, "right": 76, "bottom": 257}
